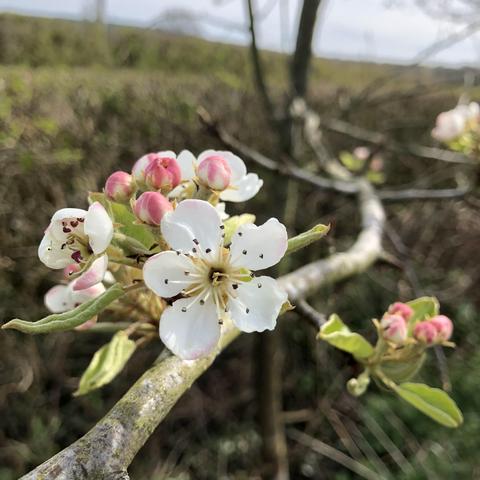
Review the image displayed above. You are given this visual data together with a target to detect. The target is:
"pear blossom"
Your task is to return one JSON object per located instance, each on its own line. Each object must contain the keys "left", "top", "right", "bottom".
{"left": 387, "top": 302, "right": 413, "bottom": 322}
{"left": 38, "top": 202, "right": 113, "bottom": 270}
{"left": 174, "top": 150, "right": 263, "bottom": 202}
{"left": 143, "top": 199, "right": 288, "bottom": 360}
{"left": 432, "top": 102, "right": 480, "bottom": 142}
{"left": 133, "top": 191, "right": 173, "bottom": 226}
{"left": 44, "top": 281, "right": 105, "bottom": 313}
{"left": 132, "top": 151, "right": 180, "bottom": 189}
{"left": 430, "top": 315, "right": 453, "bottom": 342}
{"left": 381, "top": 314, "right": 407, "bottom": 344}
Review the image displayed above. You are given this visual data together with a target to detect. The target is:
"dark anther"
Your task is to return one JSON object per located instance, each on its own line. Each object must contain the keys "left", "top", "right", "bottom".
{"left": 259, "top": 253, "right": 264, "bottom": 258}
{"left": 181, "top": 307, "right": 187, "bottom": 313}
{"left": 246, "top": 308, "right": 250, "bottom": 314}
{"left": 258, "top": 283, "right": 262, "bottom": 288}
{"left": 164, "top": 279, "right": 169, "bottom": 284}
{"left": 220, "top": 225, "right": 225, "bottom": 229}
{"left": 70, "top": 220, "right": 79, "bottom": 228}
{"left": 62, "top": 227, "right": 72, "bottom": 233}
{"left": 238, "top": 232, "right": 243, "bottom": 236}
{"left": 193, "top": 238, "right": 199, "bottom": 245}
{"left": 200, "top": 299, "right": 205, "bottom": 305}
{"left": 184, "top": 271, "right": 190, "bottom": 276}
{"left": 77, "top": 218, "right": 84, "bottom": 222}
{"left": 242, "top": 250, "right": 247, "bottom": 255}
{"left": 205, "top": 248, "right": 212, "bottom": 253}
{"left": 232, "top": 284, "right": 238, "bottom": 290}
{"left": 192, "top": 247, "right": 197, "bottom": 253}
{"left": 218, "top": 319, "right": 223, "bottom": 325}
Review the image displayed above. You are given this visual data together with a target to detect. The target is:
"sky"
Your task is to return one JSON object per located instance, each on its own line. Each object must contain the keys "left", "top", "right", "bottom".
{"left": 0, "top": 0, "right": 480, "bottom": 67}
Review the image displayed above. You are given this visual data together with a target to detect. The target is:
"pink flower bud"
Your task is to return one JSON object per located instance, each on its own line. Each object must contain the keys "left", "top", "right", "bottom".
{"left": 197, "top": 155, "right": 232, "bottom": 191}
{"left": 144, "top": 154, "right": 181, "bottom": 191}
{"left": 430, "top": 315, "right": 453, "bottom": 342}
{"left": 132, "top": 153, "right": 152, "bottom": 185}
{"left": 105, "top": 171, "right": 134, "bottom": 202}
{"left": 413, "top": 321, "right": 437, "bottom": 344}
{"left": 381, "top": 314, "right": 407, "bottom": 344}
{"left": 388, "top": 302, "right": 414, "bottom": 322}
{"left": 133, "top": 191, "right": 173, "bottom": 226}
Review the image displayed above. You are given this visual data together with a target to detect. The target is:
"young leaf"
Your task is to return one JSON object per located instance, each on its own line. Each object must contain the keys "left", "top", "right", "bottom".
{"left": 223, "top": 214, "right": 256, "bottom": 245}
{"left": 2, "top": 284, "right": 125, "bottom": 334}
{"left": 393, "top": 382, "right": 463, "bottom": 428}
{"left": 406, "top": 297, "right": 440, "bottom": 332}
{"left": 74, "top": 331, "right": 136, "bottom": 396}
{"left": 286, "top": 224, "right": 330, "bottom": 255}
{"left": 318, "top": 314, "right": 374, "bottom": 359}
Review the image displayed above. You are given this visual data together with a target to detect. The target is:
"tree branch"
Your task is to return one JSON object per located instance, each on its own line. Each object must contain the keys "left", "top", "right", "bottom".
{"left": 22, "top": 178, "right": 385, "bottom": 479}
{"left": 290, "top": 0, "right": 322, "bottom": 97}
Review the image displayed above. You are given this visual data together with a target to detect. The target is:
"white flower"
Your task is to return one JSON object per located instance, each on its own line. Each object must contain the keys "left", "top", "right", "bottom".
{"left": 143, "top": 199, "right": 288, "bottom": 360}
{"left": 173, "top": 150, "right": 263, "bottom": 202}
{"left": 432, "top": 102, "right": 480, "bottom": 142}
{"left": 44, "top": 281, "right": 105, "bottom": 313}
{"left": 38, "top": 202, "right": 113, "bottom": 270}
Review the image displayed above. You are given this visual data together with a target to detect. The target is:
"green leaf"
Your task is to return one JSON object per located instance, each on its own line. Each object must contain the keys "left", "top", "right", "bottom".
{"left": 394, "top": 382, "right": 463, "bottom": 428}
{"left": 318, "top": 314, "right": 374, "bottom": 359}
{"left": 2, "top": 284, "right": 125, "bottom": 334}
{"left": 89, "top": 192, "right": 155, "bottom": 250}
{"left": 339, "top": 151, "right": 365, "bottom": 172}
{"left": 381, "top": 353, "right": 425, "bottom": 383}
{"left": 223, "top": 214, "right": 256, "bottom": 245}
{"left": 286, "top": 224, "right": 330, "bottom": 255}
{"left": 406, "top": 297, "right": 440, "bottom": 332}
{"left": 74, "top": 331, "right": 136, "bottom": 396}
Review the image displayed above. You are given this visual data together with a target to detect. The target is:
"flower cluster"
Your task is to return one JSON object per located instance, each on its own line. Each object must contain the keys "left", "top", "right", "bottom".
{"left": 431, "top": 102, "right": 480, "bottom": 153}
{"left": 37, "top": 149, "right": 287, "bottom": 360}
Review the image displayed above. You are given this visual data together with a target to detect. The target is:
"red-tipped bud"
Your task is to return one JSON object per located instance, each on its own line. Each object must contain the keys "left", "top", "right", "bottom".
{"left": 197, "top": 155, "right": 232, "bottom": 190}
{"left": 144, "top": 154, "right": 181, "bottom": 191}
{"left": 388, "top": 302, "right": 414, "bottom": 322}
{"left": 105, "top": 171, "right": 134, "bottom": 202}
{"left": 413, "top": 321, "right": 437, "bottom": 344}
{"left": 430, "top": 315, "right": 453, "bottom": 342}
{"left": 381, "top": 314, "right": 407, "bottom": 344}
{"left": 133, "top": 191, "right": 172, "bottom": 226}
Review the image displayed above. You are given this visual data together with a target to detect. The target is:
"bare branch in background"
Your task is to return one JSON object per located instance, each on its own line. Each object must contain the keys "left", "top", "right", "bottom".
{"left": 295, "top": 299, "right": 326, "bottom": 328}
{"left": 290, "top": 0, "right": 322, "bottom": 97}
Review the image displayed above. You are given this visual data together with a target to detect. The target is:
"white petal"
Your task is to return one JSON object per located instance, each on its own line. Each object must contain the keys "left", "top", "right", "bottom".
{"left": 84, "top": 202, "right": 113, "bottom": 254}
{"left": 176, "top": 150, "right": 197, "bottom": 181}
{"left": 49, "top": 208, "right": 87, "bottom": 240}
{"left": 38, "top": 230, "right": 74, "bottom": 269}
{"left": 220, "top": 173, "right": 263, "bottom": 202}
{"left": 71, "top": 282, "right": 105, "bottom": 305}
{"left": 103, "top": 270, "right": 116, "bottom": 284}
{"left": 72, "top": 254, "right": 108, "bottom": 291}
{"left": 216, "top": 202, "right": 230, "bottom": 220}
{"left": 143, "top": 251, "right": 196, "bottom": 298}
{"left": 157, "top": 150, "right": 177, "bottom": 158}
{"left": 44, "top": 284, "right": 74, "bottom": 313}
{"left": 160, "top": 297, "right": 220, "bottom": 360}
{"left": 229, "top": 218, "right": 288, "bottom": 270}
{"left": 161, "top": 199, "right": 223, "bottom": 255}
{"left": 229, "top": 276, "right": 287, "bottom": 333}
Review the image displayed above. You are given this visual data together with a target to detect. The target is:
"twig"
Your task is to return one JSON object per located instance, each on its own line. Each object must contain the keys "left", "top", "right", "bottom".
{"left": 287, "top": 428, "right": 381, "bottom": 480}
{"left": 321, "top": 117, "right": 474, "bottom": 165}
{"left": 295, "top": 299, "right": 326, "bottom": 328}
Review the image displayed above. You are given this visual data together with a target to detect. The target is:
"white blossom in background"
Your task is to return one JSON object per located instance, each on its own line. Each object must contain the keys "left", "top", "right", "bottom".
{"left": 44, "top": 281, "right": 105, "bottom": 314}
{"left": 432, "top": 102, "right": 480, "bottom": 142}
{"left": 173, "top": 150, "right": 263, "bottom": 202}
{"left": 143, "top": 199, "right": 288, "bottom": 360}
{"left": 38, "top": 202, "right": 113, "bottom": 276}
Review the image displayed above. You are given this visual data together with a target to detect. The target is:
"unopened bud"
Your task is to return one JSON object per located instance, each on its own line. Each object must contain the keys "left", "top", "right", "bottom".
{"left": 430, "top": 315, "right": 453, "bottom": 342}
{"left": 381, "top": 314, "right": 407, "bottom": 344}
{"left": 413, "top": 321, "right": 437, "bottom": 344}
{"left": 105, "top": 171, "right": 134, "bottom": 202}
{"left": 144, "top": 154, "right": 181, "bottom": 191}
{"left": 133, "top": 191, "right": 172, "bottom": 226}
{"left": 197, "top": 155, "right": 232, "bottom": 190}
{"left": 388, "top": 302, "right": 414, "bottom": 322}
{"left": 132, "top": 153, "right": 153, "bottom": 186}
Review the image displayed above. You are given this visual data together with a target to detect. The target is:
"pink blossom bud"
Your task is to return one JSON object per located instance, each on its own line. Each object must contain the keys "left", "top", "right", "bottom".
{"left": 144, "top": 154, "right": 181, "bottom": 191}
{"left": 197, "top": 155, "right": 232, "bottom": 190}
{"left": 430, "top": 315, "right": 453, "bottom": 342}
{"left": 133, "top": 191, "right": 172, "bottom": 226}
{"left": 381, "top": 314, "right": 407, "bottom": 344}
{"left": 105, "top": 171, "right": 134, "bottom": 202}
{"left": 413, "top": 321, "right": 437, "bottom": 344}
{"left": 353, "top": 146, "right": 370, "bottom": 161}
{"left": 388, "top": 302, "right": 414, "bottom": 322}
